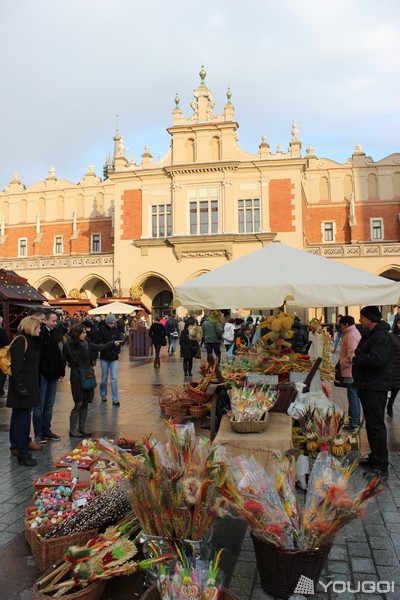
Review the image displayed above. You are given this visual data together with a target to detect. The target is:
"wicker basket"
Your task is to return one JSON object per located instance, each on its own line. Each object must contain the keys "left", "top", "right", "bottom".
{"left": 31, "top": 528, "right": 98, "bottom": 572}
{"left": 185, "top": 362, "right": 216, "bottom": 405}
{"left": 32, "top": 559, "right": 106, "bottom": 600}
{"left": 251, "top": 533, "right": 331, "bottom": 599}
{"left": 230, "top": 413, "right": 268, "bottom": 434}
{"left": 141, "top": 585, "right": 239, "bottom": 600}
{"left": 189, "top": 405, "right": 208, "bottom": 419}
{"left": 24, "top": 520, "right": 55, "bottom": 549}
{"left": 158, "top": 387, "right": 177, "bottom": 414}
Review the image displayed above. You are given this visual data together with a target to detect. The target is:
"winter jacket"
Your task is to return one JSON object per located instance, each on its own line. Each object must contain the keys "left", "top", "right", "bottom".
{"left": 97, "top": 325, "right": 122, "bottom": 361}
{"left": 222, "top": 322, "right": 235, "bottom": 345}
{"left": 290, "top": 319, "right": 309, "bottom": 353}
{"left": 352, "top": 321, "right": 394, "bottom": 391}
{"left": 63, "top": 339, "right": 115, "bottom": 384}
{"left": 0, "top": 326, "right": 10, "bottom": 348}
{"left": 390, "top": 332, "right": 400, "bottom": 389}
{"left": 40, "top": 326, "right": 66, "bottom": 380}
{"left": 339, "top": 324, "right": 361, "bottom": 378}
{"left": 179, "top": 327, "right": 198, "bottom": 359}
{"left": 148, "top": 322, "right": 167, "bottom": 346}
{"left": 6, "top": 333, "right": 41, "bottom": 409}
{"left": 202, "top": 317, "right": 223, "bottom": 344}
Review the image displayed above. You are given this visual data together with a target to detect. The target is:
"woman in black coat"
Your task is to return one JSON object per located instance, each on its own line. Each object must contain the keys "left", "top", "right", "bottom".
{"left": 63, "top": 323, "right": 119, "bottom": 437}
{"left": 179, "top": 318, "right": 198, "bottom": 377}
{"left": 148, "top": 319, "right": 167, "bottom": 370}
{"left": 7, "top": 316, "right": 42, "bottom": 466}
{"left": 387, "top": 315, "right": 400, "bottom": 417}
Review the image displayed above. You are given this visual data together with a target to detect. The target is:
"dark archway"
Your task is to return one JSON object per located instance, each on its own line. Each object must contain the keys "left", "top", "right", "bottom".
{"left": 153, "top": 290, "right": 173, "bottom": 320}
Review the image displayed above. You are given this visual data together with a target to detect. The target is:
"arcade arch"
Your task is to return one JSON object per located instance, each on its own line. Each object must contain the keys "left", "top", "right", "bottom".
{"left": 75, "top": 275, "right": 113, "bottom": 304}
{"left": 133, "top": 273, "right": 174, "bottom": 320}
{"left": 36, "top": 277, "right": 66, "bottom": 299}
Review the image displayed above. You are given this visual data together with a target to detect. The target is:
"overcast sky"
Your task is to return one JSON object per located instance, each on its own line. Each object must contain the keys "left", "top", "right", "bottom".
{"left": 1, "top": 0, "right": 399, "bottom": 189}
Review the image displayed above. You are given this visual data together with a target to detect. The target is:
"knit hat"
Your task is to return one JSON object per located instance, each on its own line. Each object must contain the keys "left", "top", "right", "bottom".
{"left": 360, "top": 305, "right": 381, "bottom": 323}
{"left": 106, "top": 314, "right": 117, "bottom": 324}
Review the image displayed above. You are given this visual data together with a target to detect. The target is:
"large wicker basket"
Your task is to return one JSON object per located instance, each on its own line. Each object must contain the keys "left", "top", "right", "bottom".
{"left": 230, "top": 412, "right": 268, "bottom": 434}
{"left": 189, "top": 405, "right": 208, "bottom": 419}
{"left": 251, "top": 533, "right": 331, "bottom": 599}
{"left": 184, "top": 362, "right": 216, "bottom": 405}
{"left": 31, "top": 528, "right": 98, "bottom": 572}
{"left": 141, "top": 584, "right": 239, "bottom": 600}
{"left": 32, "top": 559, "right": 106, "bottom": 600}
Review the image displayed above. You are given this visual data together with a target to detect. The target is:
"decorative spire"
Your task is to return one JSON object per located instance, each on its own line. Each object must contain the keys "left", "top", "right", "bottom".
{"left": 72, "top": 209, "right": 77, "bottom": 231}
{"left": 199, "top": 64, "right": 206, "bottom": 83}
{"left": 291, "top": 120, "right": 299, "bottom": 141}
{"left": 174, "top": 92, "right": 180, "bottom": 107}
{"left": 35, "top": 212, "right": 41, "bottom": 234}
{"left": 226, "top": 87, "right": 232, "bottom": 103}
{"left": 47, "top": 165, "right": 56, "bottom": 179}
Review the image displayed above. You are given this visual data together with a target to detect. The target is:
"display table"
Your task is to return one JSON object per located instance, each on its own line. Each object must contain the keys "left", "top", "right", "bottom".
{"left": 214, "top": 413, "right": 293, "bottom": 475}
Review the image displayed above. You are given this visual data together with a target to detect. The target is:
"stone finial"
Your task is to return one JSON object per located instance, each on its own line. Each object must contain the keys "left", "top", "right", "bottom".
{"left": 291, "top": 120, "right": 299, "bottom": 140}
{"left": 306, "top": 144, "right": 315, "bottom": 156}
{"left": 13, "top": 171, "right": 20, "bottom": 182}
{"left": 226, "top": 87, "right": 232, "bottom": 103}
{"left": 174, "top": 92, "right": 180, "bottom": 107}
{"left": 48, "top": 165, "right": 56, "bottom": 179}
{"left": 199, "top": 64, "right": 206, "bottom": 82}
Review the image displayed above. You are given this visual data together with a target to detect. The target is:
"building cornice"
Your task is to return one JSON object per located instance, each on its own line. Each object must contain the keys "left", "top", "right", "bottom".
{"left": 134, "top": 232, "right": 276, "bottom": 261}
{"left": 164, "top": 161, "right": 240, "bottom": 176}
{"left": 306, "top": 242, "right": 400, "bottom": 259}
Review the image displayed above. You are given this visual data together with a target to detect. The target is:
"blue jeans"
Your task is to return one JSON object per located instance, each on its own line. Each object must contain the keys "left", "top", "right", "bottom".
{"left": 100, "top": 359, "right": 119, "bottom": 403}
{"left": 33, "top": 377, "right": 58, "bottom": 437}
{"left": 346, "top": 382, "right": 361, "bottom": 427}
{"left": 11, "top": 408, "right": 32, "bottom": 458}
{"left": 205, "top": 342, "right": 221, "bottom": 364}
{"left": 169, "top": 336, "right": 178, "bottom": 354}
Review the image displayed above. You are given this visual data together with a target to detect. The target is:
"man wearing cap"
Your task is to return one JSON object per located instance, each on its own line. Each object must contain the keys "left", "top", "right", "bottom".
{"left": 352, "top": 305, "right": 393, "bottom": 481}
{"left": 97, "top": 314, "right": 123, "bottom": 406}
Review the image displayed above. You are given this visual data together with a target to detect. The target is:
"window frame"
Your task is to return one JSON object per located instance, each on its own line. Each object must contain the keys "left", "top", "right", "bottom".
{"left": 189, "top": 189, "right": 219, "bottom": 236}
{"left": 238, "top": 198, "right": 261, "bottom": 234}
{"left": 151, "top": 203, "right": 172, "bottom": 238}
{"left": 322, "top": 220, "right": 335, "bottom": 243}
{"left": 370, "top": 217, "right": 383, "bottom": 241}
{"left": 18, "top": 237, "right": 28, "bottom": 257}
{"left": 90, "top": 233, "right": 102, "bottom": 253}
{"left": 53, "top": 235, "right": 64, "bottom": 255}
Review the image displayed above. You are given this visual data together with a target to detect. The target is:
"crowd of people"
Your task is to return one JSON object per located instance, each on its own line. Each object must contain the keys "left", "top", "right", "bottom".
{"left": 1, "top": 304, "right": 398, "bottom": 484}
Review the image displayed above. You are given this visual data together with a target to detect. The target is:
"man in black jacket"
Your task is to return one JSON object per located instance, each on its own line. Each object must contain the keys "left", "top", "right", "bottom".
{"left": 352, "top": 305, "right": 393, "bottom": 481}
{"left": 97, "top": 314, "right": 122, "bottom": 405}
{"left": 33, "top": 310, "right": 65, "bottom": 443}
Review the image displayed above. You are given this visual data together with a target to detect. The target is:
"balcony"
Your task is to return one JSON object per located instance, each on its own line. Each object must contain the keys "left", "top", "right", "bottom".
{"left": 0, "top": 254, "right": 114, "bottom": 270}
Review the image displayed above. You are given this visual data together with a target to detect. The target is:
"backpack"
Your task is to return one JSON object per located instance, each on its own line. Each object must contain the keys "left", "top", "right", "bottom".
{"left": 0, "top": 335, "right": 28, "bottom": 376}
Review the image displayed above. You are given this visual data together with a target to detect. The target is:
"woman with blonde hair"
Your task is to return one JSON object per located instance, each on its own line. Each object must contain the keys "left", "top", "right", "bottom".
{"left": 7, "top": 316, "right": 42, "bottom": 466}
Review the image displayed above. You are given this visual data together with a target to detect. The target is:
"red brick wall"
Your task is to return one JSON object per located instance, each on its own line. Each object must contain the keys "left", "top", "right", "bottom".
{"left": 0, "top": 219, "right": 113, "bottom": 258}
{"left": 121, "top": 190, "right": 142, "bottom": 240}
{"left": 269, "top": 179, "right": 295, "bottom": 232}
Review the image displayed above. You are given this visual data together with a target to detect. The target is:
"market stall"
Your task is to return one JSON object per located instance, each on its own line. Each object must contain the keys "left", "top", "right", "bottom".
{"left": 0, "top": 269, "right": 47, "bottom": 335}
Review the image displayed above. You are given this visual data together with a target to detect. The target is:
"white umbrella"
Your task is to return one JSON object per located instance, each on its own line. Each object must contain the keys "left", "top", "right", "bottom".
{"left": 175, "top": 242, "right": 400, "bottom": 309}
{"left": 88, "top": 301, "right": 140, "bottom": 315}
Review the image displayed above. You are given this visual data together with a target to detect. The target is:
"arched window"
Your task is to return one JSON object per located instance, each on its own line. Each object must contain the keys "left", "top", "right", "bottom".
{"left": 38, "top": 197, "right": 46, "bottom": 221}
{"left": 211, "top": 136, "right": 221, "bottom": 161}
{"left": 367, "top": 173, "right": 378, "bottom": 198}
{"left": 186, "top": 138, "right": 195, "bottom": 163}
{"left": 75, "top": 194, "right": 84, "bottom": 218}
{"left": 393, "top": 172, "right": 400, "bottom": 198}
{"left": 343, "top": 174, "right": 353, "bottom": 199}
{"left": 319, "top": 176, "right": 330, "bottom": 202}
{"left": 20, "top": 199, "right": 27, "bottom": 222}
{"left": 56, "top": 195, "right": 64, "bottom": 220}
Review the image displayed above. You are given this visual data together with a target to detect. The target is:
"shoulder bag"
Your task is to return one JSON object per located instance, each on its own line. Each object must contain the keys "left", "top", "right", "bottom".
{"left": 334, "top": 361, "right": 346, "bottom": 388}
{"left": 79, "top": 365, "right": 97, "bottom": 391}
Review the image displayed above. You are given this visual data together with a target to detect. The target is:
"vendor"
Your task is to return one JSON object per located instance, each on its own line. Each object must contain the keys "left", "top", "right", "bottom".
{"left": 233, "top": 322, "right": 253, "bottom": 354}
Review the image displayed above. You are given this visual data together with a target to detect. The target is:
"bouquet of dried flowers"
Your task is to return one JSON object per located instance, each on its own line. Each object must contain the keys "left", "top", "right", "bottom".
{"left": 220, "top": 452, "right": 384, "bottom": 550}
{"left": 96, "top": 421, "right": 231, "bottom": 543}
{"left": 304, "top": 406, "right": 363, "bottom": 458}
{"left": 229, "top": 383, "right": 277, "bottom": 422}
{"left": 152, "top": 547, "right": 224, "bottom": 600}
{"left": 33, "top": 519, "right": 174, "bottom": 597}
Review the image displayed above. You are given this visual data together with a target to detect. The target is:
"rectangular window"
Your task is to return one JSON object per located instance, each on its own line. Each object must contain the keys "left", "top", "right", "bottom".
{"left": 152, "top": 204, "right": 172, "bottom": 238}
{"left": 18, "top": 238, "right": 27, "bottom": 257}
{"left": 189, "top": 188, "right": 219, "bottom": 235}
{"left": 91, "top": 233, "right": 101, "bottom": 253}
{"left": 370, "top": 218, "right": 383, "bottom": 240}
{"left": 323, "top": 221, "right": 334, "bottom": 242}
{"left": 54, "top": 235, "right": 63, "bottom": 255}
{"left": 238, "top": 199, "right": 260, "bottom": 233}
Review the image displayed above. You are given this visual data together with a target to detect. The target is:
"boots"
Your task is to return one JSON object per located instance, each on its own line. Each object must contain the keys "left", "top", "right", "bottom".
{"left": 78, "top": 409, "right": 92, "bottom": 436}
{"left": 154, "top": 357, "right": 160, "bottom": 369}
{"left": 69, "top": 410, "right": 84, "bottom": 438}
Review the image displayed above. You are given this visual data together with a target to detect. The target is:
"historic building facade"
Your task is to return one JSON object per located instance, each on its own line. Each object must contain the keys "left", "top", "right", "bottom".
{"left": 1, "top": 68, "right": 399, "bottom": 319}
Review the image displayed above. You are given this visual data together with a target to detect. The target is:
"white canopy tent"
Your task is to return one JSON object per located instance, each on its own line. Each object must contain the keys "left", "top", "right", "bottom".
{"left": 175, "top": 242, "right": 400, "bottom": 309}
{"left": 88, "top": 301, "right": 140, "bottom": 315}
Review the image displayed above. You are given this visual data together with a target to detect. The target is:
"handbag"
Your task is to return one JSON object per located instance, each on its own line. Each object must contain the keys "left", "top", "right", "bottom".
{"left": 191, "top": 342, "right": 202, "bottom": 359}
{"left": 79, "top": 366, "right": 97, "bottom": 390}
{"left": 161, "top": 337, "right": 167, "bottom": 346}
{"left": 334, "top": 362, "right": 346, "bottom": 388}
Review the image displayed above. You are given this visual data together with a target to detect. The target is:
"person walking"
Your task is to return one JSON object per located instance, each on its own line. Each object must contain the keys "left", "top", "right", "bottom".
{"left": 179, "top": 318, "right": 199, "bottom": 377}
{"left": 387, "top": 314, "right": 400, "bottom": 418}
{"left": 148, "top": 318, "right": 167, "bottom": 369}
{"left": 352, "top": 306, "right": 393, "bottom": 481}
{"left": 339, "top": 315, "right": 361, "bottom": 428}
{"left": 222, "top": 318, "right": 235, "bottom": 352}
{"left": 33, "top": 310, "right": 65, "bottom": 443}
{"left": 202, "top": 311, "right": 224, "bottom": 364}
{"left": 64, "top": 323, "right": 120, "bottom": 437}
{"left": 7, "top": 316, "right": 42, "bottom": 466}
{"left": 0, "top": 315, "right": 10, "bottom": 396}
{"left": 97, "top": 314, "right": 123, "bottom": 405}
{"left": 167, "top": 314, "right": 179, "bottom": 356}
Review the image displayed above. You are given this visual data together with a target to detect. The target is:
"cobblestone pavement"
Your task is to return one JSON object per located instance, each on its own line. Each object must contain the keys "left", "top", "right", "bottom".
{"left": 0, "top": 346, "right": 399, "bottom": 599}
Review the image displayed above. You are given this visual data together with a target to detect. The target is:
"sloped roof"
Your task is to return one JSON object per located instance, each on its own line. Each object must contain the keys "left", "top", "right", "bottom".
{"left": 0, "top": 269, "right": 46, "bottom": 302}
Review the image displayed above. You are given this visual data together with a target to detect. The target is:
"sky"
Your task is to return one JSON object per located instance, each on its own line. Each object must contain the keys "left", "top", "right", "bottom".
{"left": 1, "top": 0, "right": 399, "bottom": 189}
